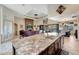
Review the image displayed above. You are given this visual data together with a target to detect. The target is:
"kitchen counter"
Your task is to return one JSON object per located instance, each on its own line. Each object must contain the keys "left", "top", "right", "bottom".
{"left": 12, "top": 33, "right": 64, "bottom": 55}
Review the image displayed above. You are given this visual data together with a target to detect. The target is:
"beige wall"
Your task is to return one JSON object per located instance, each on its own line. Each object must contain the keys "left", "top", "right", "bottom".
{"left": 48, "top": 19, "right": 59, "bottom": 24}
{"left": 14, "top": 17, "right": 25, "bottom": 36}
{"left": 34, "top": 19, "right": 58, "bottom": 26}
{"left": 34, "top": 19, "right": 43, "bottom": 26}
{"left": 0, "top": 5, "right": 25, "bottom": 42}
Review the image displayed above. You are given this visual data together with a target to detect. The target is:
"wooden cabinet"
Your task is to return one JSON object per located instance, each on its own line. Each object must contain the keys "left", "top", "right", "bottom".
{"left": 55, "top": 41, "right": 58, "bottom": 54}
{"left": 25, "top": 18, "right": 34, "bottom": 30}
{"left": 39, "top": 35, "right": 64, "bottom": 55}
{"left": 39, "top": 48, "right": 48, "bottom": 55}
{"left": 61, "top": 36, "right": 64, "bottom": 48}
{"left": 55, "top": 37, "right": 62, "bottom": 54}
{"left": 47, "top": 43, "right": 55, "bottom": 55}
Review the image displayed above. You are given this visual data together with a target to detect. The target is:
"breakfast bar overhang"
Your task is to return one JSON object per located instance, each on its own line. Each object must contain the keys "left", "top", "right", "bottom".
{"left": 12, "top": 33, "right": 64, "bottom": 55}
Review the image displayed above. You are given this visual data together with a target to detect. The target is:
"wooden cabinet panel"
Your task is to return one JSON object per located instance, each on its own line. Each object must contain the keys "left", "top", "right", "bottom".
{"left": 39, "top": 48, "right": 48, "bottom": 55}
{"left": 39, "top": 36, "right": 64, "bottom": 55}
{"left": 47, "top": 43, "right": 55, "bottom": 55}
{"left": 55, "top": 40, "right": 58, "bottom": 53}
{"left": 61, "top": 36, "right": 64, "bottom": 48}
{"left": 55, "top": 38, "right": 61, "bottom": 54}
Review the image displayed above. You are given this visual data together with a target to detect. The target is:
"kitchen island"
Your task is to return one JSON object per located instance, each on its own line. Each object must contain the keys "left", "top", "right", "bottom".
{"left": 12, "top": 32, "right": 64, "bottom": 55}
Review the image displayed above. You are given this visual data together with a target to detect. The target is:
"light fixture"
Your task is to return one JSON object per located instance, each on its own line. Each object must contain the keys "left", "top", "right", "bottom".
{"left": 34, "top": 14, "right": 38, "bottom": 16}
{"left": 56, "top": 5, "right": 66, "bottom": 14}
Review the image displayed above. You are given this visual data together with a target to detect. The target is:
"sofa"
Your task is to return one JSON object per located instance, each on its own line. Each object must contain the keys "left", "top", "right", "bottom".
{"left": 19, "top": 30, "right": 39, "bottom": 37}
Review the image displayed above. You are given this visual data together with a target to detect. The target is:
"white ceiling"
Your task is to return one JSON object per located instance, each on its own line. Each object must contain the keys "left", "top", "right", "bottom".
{"left": 3, "top": 4, "right": 48, "bottom": 19}
{"left": 2, "top": 4, "right": 79, "bottom": 21}
{"left": 48, "top": 4, "right": 79, "bottom": 21}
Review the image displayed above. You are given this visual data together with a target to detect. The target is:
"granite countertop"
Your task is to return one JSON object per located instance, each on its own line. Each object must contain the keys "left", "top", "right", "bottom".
{"left": 12, "top": 33, "right": 64, "bottom": 55}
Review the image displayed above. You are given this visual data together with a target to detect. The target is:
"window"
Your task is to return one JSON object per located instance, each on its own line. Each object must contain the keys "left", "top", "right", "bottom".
{"left": 3, "top": 17, "right": 12, "bottom": 41}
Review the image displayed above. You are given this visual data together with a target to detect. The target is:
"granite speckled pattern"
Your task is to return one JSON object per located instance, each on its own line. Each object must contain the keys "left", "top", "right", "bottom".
{"left": 12, "top": 33, "right": 64, "bottom": 55}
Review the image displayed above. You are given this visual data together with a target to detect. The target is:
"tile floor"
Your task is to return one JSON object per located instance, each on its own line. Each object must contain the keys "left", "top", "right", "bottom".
{"left": 63, "top": 35, "right": 79, "bottom": 55}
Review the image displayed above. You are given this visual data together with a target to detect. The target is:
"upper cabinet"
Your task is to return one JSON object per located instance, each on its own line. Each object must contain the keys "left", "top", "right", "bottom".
{"left": 25, "top": 18, "right": 34, "bottom": 31}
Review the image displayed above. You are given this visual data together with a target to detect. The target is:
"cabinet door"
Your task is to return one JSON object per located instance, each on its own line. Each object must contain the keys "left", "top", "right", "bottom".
{"left": 58, "top": 38, "right": 61, "bottom": 50}
{"left": 55, "top": 38, "right": 61, "bottom": 54}
{"left": 55, "top": 40, "right": 58, "bottom": 53}
{"left": 48, "top": 43, "right": 55, "bottom": 55}
{"left": 61, "top": 36, "right": 64, "bottom": 48}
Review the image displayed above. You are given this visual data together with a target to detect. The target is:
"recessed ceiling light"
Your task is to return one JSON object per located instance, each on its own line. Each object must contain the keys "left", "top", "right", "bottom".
{"left": 34, "top": 14, "right": 38, "bottom": 16}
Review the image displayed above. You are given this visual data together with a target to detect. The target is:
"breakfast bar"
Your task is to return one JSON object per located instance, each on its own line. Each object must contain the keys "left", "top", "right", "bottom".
{"left": 12, "top": 33, "right": 64, "bottom": 55}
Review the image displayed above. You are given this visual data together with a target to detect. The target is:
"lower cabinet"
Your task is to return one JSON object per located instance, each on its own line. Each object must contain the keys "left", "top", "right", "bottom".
{"left": 61, "top": 36, "right": 64, "bottom": 48}
{"left": 47, "top": 43, "right": 55, "bottom": 55}
{"left": 55, "top": 38, "right": 61, "bottom": 54}
{"left": 39, "top": 36, "right": 64, "bottom": 55}
{"left": 39, "top": 48, "right": 48, "bottom": 55}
